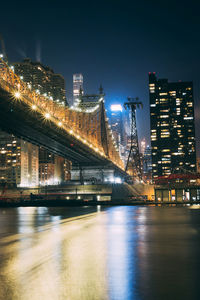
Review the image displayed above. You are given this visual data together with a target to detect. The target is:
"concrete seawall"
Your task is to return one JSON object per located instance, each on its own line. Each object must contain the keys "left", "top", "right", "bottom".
{"left": 0, "top": 182, "right": 154, "bottom": 202}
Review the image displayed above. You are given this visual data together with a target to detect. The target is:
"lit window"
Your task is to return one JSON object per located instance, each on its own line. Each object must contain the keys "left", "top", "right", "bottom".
{"left": 160, "top": 115, "right": 169, "bottom": 118}
{"left": 184, "top": 117, "right": 193, "bottom": 120}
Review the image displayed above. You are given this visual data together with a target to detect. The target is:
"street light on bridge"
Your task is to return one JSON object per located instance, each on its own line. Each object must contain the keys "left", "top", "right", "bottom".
{"left": 44, "top": 113, "right": 50, "bottom": 119}
{"left": 14, "top": 91, "right": 21, "bottom": 99}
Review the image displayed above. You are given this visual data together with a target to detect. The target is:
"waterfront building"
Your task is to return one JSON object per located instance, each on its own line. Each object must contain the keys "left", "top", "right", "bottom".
{"left": 149, "top": 73, "right": 196, "bottom": 179}
{"left": 0, "top": 131, "right": 38, "bottom": 187}
{"left": 20, "top": 141, "right": 39, "bottom": 187}
{"left": 39, "top": 148, "right": 68, "bottom": 185}
{"left": 39, "top": 148, "right": 71, "bottom": 185}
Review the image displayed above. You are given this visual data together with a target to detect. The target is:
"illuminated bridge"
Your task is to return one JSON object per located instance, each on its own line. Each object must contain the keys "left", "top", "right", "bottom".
{"left": 0, "top": 58, "right": 126, "bottom": 175}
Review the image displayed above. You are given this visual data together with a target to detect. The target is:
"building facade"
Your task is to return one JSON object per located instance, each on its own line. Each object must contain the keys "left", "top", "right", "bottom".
{"left": 108, "top": 104, "right": 132, "bottom": 167}
{"left": 0, "top": 131, "right": 38, "bottom": 187}
{"left": 13, "top": 58, "right": 67, "bottom": 106}
{"left": 149, "top": 73, "right": 196, "bottom": 179}
{"left": 142, "top": 145, "right": 152, "bottom": 182}
{"left": 39, "top": 148, "right": 71, "bottom": 185}
{"left": 110, "top": 105, "right": 124, "bottom": 148}
{"left": 73, "top": 73, "right": 83, "bottom": 106}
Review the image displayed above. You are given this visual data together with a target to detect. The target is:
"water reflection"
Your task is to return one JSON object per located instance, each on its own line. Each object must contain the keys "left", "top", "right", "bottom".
{"left": 0, "top": 206, "right": 108, "bottom": 300}
{"left": 0, "top": 206, "right": 199, "bottom": 299}
{"left": 107, "top": 207, "right": 136, "bottom": 300}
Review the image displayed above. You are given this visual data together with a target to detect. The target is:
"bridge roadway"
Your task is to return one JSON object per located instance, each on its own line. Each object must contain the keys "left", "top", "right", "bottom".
{"left": 0, "top": 86, "right": 126, "bottom": 175}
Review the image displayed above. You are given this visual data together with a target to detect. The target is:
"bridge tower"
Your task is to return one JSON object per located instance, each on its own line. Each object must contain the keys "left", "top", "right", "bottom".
{"left": 124, "top": 97, "right": 143, "bottom": 180}
{"left": 99, "top": 85, "right": 109, "bottom": 157}
{"left": 77, "top": 85, "right": 109, "bottom": 156}
{"left": 71, "top": 86, "right": 110, "bottom": 183}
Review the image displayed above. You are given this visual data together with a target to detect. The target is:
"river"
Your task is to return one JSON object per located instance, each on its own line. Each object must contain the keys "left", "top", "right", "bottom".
{"left": 0, "top": 206, "right": 199, "bottom": 300}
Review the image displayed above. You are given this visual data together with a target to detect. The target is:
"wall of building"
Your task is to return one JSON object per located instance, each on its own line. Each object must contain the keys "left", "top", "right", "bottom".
{"left": 20, "top": 141, "right": 39, "bottom": 187}
{"left": 13, "top": 58, "right": 67, "bottom": 106}
{"left": 0, "top": 131, "right": 21, "bottom": 186}
{"left": 149, "top": 73, "right": 196, "bottom": 179}
{"left": 0, "top": 131, "right": 39, "bottom": 187}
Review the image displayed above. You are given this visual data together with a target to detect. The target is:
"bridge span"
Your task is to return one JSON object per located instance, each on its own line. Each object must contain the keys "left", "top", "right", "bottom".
{"left": 0, "top": 58, "right": 126, "bottom": 176}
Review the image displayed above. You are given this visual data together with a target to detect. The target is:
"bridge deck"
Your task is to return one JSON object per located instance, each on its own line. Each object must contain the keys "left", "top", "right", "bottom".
{"left": 0, "top": 86, "right": 126, "bottom": 175}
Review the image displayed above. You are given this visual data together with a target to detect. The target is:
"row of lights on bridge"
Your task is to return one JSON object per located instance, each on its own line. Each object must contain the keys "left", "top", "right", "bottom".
{"left": 13, "top": 90, "right": 106, "bottom": 155}
{"left": 13, "top": 88, "right": 123, "bottom": 170}
{"left": 1, "top": 56, "right": 123, "bottom": 170}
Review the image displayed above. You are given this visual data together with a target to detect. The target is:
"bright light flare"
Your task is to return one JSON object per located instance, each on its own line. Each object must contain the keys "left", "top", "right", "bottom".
{"left": 115, "top": 177, "right": 122, "bottom": 183}
{"left": 111, "top": 104, "right": 122, "bottom": 112}
{"left": 58, "top": 122, "right": 62, "bottom": 127}
{"left": 14, "top": 91, "right": 21, "bottom": 99}
{"left": 45, "top": 113, "right": 50, "bottom": 119}
{"left": 32, "top": 105, "right": 37, "bottom": 110}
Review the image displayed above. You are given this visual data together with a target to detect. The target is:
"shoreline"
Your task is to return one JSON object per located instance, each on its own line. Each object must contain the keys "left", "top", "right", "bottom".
{"left": 0, "top": 199, "right": 200, "bottom": 207}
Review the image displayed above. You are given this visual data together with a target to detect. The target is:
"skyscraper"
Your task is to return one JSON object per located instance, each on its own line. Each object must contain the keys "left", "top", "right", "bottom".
{"left": 73, "top": 73, "right": 83, "bottom": 106}
{"left": 140, "top": 138, "right": 146, "bottom": 155}
{"left": 149, "top": 73, "right": 196, "bottom": 179}
{"left": 109, "top": 104, "right": 130, "bottom": 166}
{"left": 110, "top": 104, "right": 123, "bottom": 148}
{"left": 14, "top": 58, "right": 67, "bottom": 106}
{"left": 142, "top": 145, "right": 152, "bottom": 182}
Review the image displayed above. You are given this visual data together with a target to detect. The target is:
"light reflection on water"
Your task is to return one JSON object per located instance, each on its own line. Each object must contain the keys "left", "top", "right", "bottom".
{"left": 107, "top": 207, "right": 136, "bottom": 300}
{"left": 0, "top": 206, "right": 199, "bottom": 300}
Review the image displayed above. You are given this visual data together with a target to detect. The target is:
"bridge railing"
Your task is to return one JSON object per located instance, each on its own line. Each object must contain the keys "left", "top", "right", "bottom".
{"left": 0, "top": 58, "right": 124, "bottom": 170}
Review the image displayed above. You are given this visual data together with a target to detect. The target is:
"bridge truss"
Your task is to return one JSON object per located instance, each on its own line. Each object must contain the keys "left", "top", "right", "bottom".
{"left": 0, "top": 58, "right": 124, "bottom": 171}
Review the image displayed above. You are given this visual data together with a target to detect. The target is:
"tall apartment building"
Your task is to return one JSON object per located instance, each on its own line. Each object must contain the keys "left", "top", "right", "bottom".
{"left": 0, "top": 132, "right": 38, "bottom": 187}
{"left": 149, "top": 73, "right": 196, "bottom": 179}
{"left": 73, "top": 73, "right": 83, "bottom": 106}
{"left": 14, "top": 58, "right": 67, "bottom": 106}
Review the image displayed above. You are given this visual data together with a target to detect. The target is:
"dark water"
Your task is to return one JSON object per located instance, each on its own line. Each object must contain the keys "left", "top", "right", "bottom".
{"left": 0, "top": 205, "right": 200, "bottom": 300}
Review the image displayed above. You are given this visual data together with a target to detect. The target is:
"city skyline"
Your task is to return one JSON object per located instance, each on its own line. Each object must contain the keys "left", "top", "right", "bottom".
{"left": 0, "top": 3, "right": 200, "bottom": 300}
{"left": 1, "top": 0, "right": 200, "bottom": 155}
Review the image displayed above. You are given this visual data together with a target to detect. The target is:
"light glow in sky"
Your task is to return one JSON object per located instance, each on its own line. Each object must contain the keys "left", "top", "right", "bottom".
{"left": 111, "top": 104, "right": 122, "bottom": 112}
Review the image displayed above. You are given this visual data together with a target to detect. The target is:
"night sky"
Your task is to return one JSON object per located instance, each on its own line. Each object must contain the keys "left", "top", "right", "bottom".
{"left": 1, "top": 0, "right": 200, "bottom": 155}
